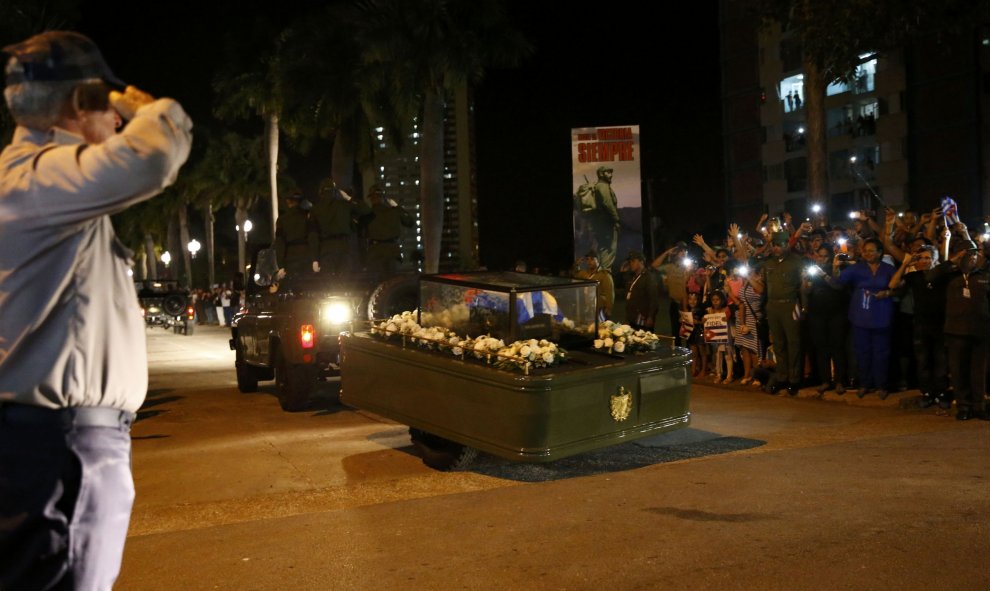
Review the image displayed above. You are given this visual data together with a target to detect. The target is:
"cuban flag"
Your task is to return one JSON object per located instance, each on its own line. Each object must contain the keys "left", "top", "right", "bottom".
{"left": 678, "top": 310, "right": 695, "bottom": 339}
{"left": 703, "top": 311, "right": 729, "bottom": 343}
{"left": 517, "top": 291, "right": 564, "bottom": 323}
{"left": 941, "top": 195, "right": 960, "bottom": 226}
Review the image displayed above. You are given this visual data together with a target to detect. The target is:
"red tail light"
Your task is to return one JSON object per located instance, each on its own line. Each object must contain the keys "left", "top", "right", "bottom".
{"left": 186, "top": 306, "right": 195, "bottom": 320}
{"left": 300, "top": 324, "right": 315, "bottom": 349}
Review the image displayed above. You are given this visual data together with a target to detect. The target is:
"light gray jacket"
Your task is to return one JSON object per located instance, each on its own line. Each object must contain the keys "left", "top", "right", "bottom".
{"left": 0, "top": 98, "right": 192, "bottom": 411}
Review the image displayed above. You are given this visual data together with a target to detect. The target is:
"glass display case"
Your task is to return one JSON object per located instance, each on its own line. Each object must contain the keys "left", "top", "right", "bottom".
{"left": 418, "top": 272, "right": 598, "bottom": 348}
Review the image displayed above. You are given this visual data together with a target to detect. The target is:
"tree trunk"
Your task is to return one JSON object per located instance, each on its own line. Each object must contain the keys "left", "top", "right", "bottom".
{"left": 267, "top": 112, "right": 279, "bottom": 236}
{"left": 204, "top": 203, "right": 216, "bottom": 288}
{"left": 235, "top": 205, "right": 249, "bottom": 278}
{"left": 803, "top": 54, "right": 829, "bottom": 208}
{"left": 331, "top": 123, "right": 356, "bottom": 192}
{"left": 420, "top": 88, "right": 445, "bottom": 274}
{"left": 144, "top": 233, "right": 158, "bottom": 280}
{"left": 166, "top": 218, "right": 179, "bottom": 280}
{"left": 178, "top": 203, "right": 193, "bottom": 288}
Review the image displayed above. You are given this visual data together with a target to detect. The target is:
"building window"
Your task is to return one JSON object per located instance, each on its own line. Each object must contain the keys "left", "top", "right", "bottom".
{"left": 780, "top": 74, "right": 804, "bottom": 113}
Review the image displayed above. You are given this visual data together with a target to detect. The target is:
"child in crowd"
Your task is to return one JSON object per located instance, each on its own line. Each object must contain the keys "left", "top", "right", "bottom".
{"left": 685, "top": 291, "right": 708, "bottom": 377}
{"left": 704, "top": 290, "right": 734, "bottom": 384}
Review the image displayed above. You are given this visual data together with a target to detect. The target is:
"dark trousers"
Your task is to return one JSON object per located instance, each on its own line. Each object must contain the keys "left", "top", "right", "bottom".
{"left": 809, "top": 312, "right": 848, "bottom": 386}
{"left": 668, "top": 301, "right": 682, "bottom": 347}
{"left": 946, "top": 334, "right": 989, "bottom": 412}
{"left": 0, "top": 409, "right": 135, "bottom": 590}
{"left": 767, "top": 300, "right": 802, "bottom": 385}
{"left": 913, "top": 325, "right": 948, "bottom": 397}
{"left": 852, "top": 325, "right": 891, "bottom": 389}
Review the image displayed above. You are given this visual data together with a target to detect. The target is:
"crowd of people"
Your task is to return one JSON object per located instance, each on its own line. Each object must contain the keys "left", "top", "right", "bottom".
{"left": 634, "top": 208, "right": 990, "bottom": 421}
{"left": 190, "top": 284, "right": 239, "bottom": 326}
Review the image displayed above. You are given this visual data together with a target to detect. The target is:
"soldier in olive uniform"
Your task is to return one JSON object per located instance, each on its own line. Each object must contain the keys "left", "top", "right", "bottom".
{"left": 760, "top": 231, "right": 805, "bottom": 395}
{"left": 573, "top": 250, "right": 615, "bottom": 320}
{"left": 274, "top": 192, "right": 318, "bottom": 278}
{"left": 366, "top": 184, "right": 414, "bottom": 279}
{"left": 310, "top": 178, "right": 371, "bottom": 277}
{"left": 624, "top": 250, "right": 658, "bottom": 330}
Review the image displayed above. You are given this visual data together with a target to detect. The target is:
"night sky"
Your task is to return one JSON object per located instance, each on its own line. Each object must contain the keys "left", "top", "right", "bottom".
{"left": 71, "top": 1, "right": 724, "bottom": 271}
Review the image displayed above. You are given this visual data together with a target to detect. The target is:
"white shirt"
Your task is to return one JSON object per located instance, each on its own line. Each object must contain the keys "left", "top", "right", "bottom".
{"left": 0, "top": 98, "right": 192, "bottom": 411}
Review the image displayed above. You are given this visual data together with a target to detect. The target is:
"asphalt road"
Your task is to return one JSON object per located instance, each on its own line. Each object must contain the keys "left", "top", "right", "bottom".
{"left": 117, "top": 325, "right": 990, "bottom": 590}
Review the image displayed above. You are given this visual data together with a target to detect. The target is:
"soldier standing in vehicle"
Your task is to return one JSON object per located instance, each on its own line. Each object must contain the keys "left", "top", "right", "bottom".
{"left": 366, "top": 184, "right": 414, "bottom": 279}
{"left": 573, "top": 249, "right": 615, "bottom": 320}
{"left": 310, "top": 178, "right": 370, "bottom": 277}
{"left": 274, "top": 192, "right": 319, "bottom": 279}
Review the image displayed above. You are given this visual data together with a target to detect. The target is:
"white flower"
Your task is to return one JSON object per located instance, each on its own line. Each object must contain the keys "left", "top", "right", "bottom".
{"left": 604, "top": 338, "right": 613, "bottom": 348}
{"left": 594, "top": 339, "right": 604, "bottom": 349}
{"left": 542, "top": 351, "right": 554, "bottom": 364}
{"left": 519, "top": 345, "right": 531, "bottom": 357}
{"left": 452, "top": 346, "right": 463, "bottom": 356}
{"left": 614, "top": 341, "right": 626, "bottom": 353}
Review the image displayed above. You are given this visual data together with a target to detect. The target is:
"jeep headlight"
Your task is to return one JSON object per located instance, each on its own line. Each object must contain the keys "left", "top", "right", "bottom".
{"left": 322, "top": 300, "right": 353, "bottom": 325}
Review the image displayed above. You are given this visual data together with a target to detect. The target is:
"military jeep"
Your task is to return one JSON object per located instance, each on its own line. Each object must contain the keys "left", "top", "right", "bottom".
{"left": 135, "top": 279, "right": 195, "bottom": 335}
{"left": 229, "top": 248, "right": 417, "bottom": 411}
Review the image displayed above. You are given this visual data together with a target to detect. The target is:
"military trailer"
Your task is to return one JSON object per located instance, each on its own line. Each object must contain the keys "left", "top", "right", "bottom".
{"left": 340, "top": 272, "right": 692, "bottom": 470}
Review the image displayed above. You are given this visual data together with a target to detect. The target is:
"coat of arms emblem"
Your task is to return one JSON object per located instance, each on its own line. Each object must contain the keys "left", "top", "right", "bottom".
{"left": 610, "top": 386, "right": 632, "bottom": 421}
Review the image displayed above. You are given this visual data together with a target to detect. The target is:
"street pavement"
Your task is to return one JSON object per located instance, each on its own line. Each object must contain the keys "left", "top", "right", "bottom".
{"left": 117, "top": 325, "right": 990, "bottom": 590}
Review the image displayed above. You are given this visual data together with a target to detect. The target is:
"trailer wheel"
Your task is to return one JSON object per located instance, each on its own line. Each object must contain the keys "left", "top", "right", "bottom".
{"left": 367, "top": 274, "right": 419, "bottom": 321}
{"left": 275, "top": 351, "right": 313, "bottom": 412}
{"left": 409, "top": 428, "right": 478, "bottom": 471}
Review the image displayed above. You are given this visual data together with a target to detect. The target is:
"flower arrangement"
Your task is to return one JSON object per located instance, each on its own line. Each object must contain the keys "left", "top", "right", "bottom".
{"left": 371, "top": 312, "right": 566, "bottom": 373}
{"left": 593, "top": 320, "right": 661, "bottom": 354}
{"left": 494, "top": 338, "right": 566, "bottom": 371}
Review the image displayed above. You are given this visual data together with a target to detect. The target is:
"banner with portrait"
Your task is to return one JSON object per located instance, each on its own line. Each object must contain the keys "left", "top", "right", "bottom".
{"left": 571, "top": 125, "right": 642, "bottom": 272}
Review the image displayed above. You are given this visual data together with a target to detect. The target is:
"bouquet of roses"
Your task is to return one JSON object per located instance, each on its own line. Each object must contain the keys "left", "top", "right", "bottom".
{"left": 494, "top": 338, "right": 568, "bottom": 371}
{"left": 593, "top": 320, "right": 661, "bottom": 354}
{"left": 372, "top": 311, "right": 421, "bottom": 339}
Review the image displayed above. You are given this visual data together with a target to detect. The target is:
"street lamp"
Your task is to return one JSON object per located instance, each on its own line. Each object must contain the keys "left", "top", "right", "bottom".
{"left": 161, "top": 251, "right": 171, "bottom": 267}
{"left": 236, "top": 220, "right": 253, "bottom": 241}
{"left": 187, "top": 239, "right": 201, "bottom": 259}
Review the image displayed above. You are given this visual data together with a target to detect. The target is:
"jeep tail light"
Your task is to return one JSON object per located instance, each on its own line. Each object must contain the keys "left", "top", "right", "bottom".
{"left": 186, "top": 306, "right": 195, "bottom": 320}
{"left": 300, "top": 324, "right": 315, "bottom": 349}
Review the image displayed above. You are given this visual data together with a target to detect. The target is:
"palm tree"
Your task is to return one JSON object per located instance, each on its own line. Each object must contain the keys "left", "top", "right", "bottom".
{"left": 112, "top": 195, "right": 171, "bottom": 280}
{"left": 355, "top": 0, "right": 530, "bottom": 273}
{"left": 276, "top": 3, "right": 407, "bottom": 193}
{"left": 213, "top": 18, "right": 288, "bottom": 239}
{"left": 196, "top": 132, "right": 296, "bottom": 276}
